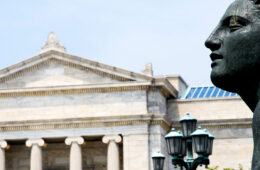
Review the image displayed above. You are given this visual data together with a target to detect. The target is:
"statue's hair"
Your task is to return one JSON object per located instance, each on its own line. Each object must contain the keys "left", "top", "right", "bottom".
{"left": 253, "top": 0, "right": 260, "bottom": 4}
{"left": 251, "top": 0, "right": 260, "bottom": 13}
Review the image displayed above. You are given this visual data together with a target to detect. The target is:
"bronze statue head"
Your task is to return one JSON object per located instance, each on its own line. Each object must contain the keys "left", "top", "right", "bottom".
{"left": 205, "top": 0, "right": 260, "bottom": 111}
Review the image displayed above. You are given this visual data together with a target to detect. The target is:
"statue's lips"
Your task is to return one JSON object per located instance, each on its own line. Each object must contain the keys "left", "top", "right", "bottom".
{"left": 210, "top": 53, "right": 223, "bottom": 68}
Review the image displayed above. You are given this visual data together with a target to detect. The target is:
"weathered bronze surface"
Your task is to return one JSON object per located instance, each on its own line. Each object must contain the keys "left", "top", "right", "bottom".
{"left": 205, "top": 0, "right": 260, "bottom": 169}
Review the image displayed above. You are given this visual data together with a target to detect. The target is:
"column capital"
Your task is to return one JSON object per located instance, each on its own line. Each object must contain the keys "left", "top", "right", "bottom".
{"left": 65, "top": 136, "right": 84, "bottom": 145}
{"left": 26, "top": 138, "right": 45, "bottom": 147}
{"left": 0, "top": 140, "right": 7, "bottom": 149}
{"left": 102, "top": 134, "right": 122, "bottom": 144}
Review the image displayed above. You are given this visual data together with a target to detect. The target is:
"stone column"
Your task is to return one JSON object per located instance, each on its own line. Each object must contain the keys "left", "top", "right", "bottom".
{"left": 26, "top": 138, "right": 45, "bottom": 170}
{"left": 0, "top": 140, "right": 8, "bottom": 170}
{"left": 65, "top": 136, "right": 84, "bottom": 170}
{"left": 102, "top": 135, "right": 122, "bottom": 170}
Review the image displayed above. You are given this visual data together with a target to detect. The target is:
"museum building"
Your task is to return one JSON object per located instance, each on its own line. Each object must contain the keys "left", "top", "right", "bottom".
{"left": 0, "top": 33, "right": 254, "bottom": 170}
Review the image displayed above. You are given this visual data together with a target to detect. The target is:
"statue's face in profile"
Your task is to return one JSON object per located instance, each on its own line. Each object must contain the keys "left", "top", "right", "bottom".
{"left": 205, "top": 0, "right": 260, "bottom": 92}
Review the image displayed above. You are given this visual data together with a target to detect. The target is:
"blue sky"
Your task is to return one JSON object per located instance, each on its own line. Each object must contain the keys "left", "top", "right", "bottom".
{"left": 0, "top": 0, "right": 233, "bottom": 86}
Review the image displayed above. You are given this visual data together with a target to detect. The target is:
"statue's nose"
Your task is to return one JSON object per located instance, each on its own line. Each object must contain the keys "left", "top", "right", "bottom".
{"left": 205, "top": 37, "right": 221, "bottom": 51}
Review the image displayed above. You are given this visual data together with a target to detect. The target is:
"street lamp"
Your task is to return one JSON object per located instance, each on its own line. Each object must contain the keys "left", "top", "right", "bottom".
{"left": 191, "top": 126, "right": 209, "bottom": 156}
{"left": 165, "top": 128, "right": 183, "bottom": 157}
{"left": 152, "top": 151, "right": 165, "bottom": 170}
{"left": 180, "top": 112, "right": 197, "bottom": 163}
{"left": 164, "top": 112, "right": 214, "bottom": 170}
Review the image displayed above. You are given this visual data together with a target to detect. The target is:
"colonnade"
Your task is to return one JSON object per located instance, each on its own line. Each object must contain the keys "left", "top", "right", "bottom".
{"left": 0, "top": 134, "right": 122, "bottom": 170}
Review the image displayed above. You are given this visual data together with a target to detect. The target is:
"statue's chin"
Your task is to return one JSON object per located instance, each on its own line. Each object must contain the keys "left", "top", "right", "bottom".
{"left": 210, "top": 72, "right": 238, "bottom": 93}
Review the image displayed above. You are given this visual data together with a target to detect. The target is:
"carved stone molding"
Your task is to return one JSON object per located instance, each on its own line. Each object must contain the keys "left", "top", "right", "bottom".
{"left": 0, "top": 49, "right": 153, "bottom": 84}
{"left": 41, "top": 32, "right": 66, "bottom": 53}
{"left": 0, "top": 114, "right": 171, "bottom": 133}
{"left": 0, "top": 58, "right": 131, "bottom": 84}
{"left": 0, "top": 85, "right": 149, "bottom": 98}
{"left": 172, "top": 118, "right": 252, "bottom": 131}
{"left": 65, "top": 136, "right": 84, "bottom": 145}
{"left": 102, "top": 135, "right": 122, "bottom": 144}
{"left": 26, "top": 138, "right": 45, "bottom": 147}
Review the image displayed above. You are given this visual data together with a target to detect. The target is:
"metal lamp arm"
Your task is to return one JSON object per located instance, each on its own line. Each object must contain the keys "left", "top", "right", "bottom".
{"left": 190, "top": 157, "right": 209, "bottom": 170}
{"left": 172, "top": 157, "right": 189, "bottom": 170}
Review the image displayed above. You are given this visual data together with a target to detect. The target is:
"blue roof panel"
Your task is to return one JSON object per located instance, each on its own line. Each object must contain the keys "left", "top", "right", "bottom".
{"left": 224, "top": 91, "right": 230, "bottom": 97}
{"left": 181, "top": 86, "right": 239, "bottom": 99}
{"left": 186, "top": 88, "right": 196, "bottom": 99}
{"left": 192, "top": 87, "right": 202, "bottom": 98}
{"left": 231, "top": 93, "right": 237, "bottom": 96}
{"left": 205, "top": 87, "right": 214, "bottom": 98}
{"left": 199, "top": 87, "right": 208, "bottom": 98}
{"left": 218, "top": 89, "right": 225, "bottom": 97}
{"left": 211, "top": 88, "right": 220, "bottom": 97}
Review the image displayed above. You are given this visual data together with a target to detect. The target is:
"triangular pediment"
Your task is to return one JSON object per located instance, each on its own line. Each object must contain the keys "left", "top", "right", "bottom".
{"left": 0, "top": 51, "right": 152, "bottom": 89}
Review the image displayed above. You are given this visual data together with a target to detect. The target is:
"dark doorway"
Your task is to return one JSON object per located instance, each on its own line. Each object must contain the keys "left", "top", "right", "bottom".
{"left": 44, "top": 167, "right": 68, "bottom": 170}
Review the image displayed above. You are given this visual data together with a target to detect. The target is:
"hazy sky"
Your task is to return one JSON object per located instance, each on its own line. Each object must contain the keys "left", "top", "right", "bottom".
{"left": 0, "top": 0, "right": 234, "bottom": 86}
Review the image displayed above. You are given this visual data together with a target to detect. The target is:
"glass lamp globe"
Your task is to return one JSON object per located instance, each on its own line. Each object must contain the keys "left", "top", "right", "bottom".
{"left": 165, "top": 128, "right": 183, "bottom": 156}
{"left": 152, "top": 151, "right": 165, "bottom": 170}
{"left": 191, "top": 126, "right": 208, "bottom": 155}
{"left": 180, "top": 112, "right": 197, "bottom": 138}
{"left": 205, "top": 130, "right": 215, "bottom": 156}
{"left": 178, "top": 131, "right": 187, "bottom": 157}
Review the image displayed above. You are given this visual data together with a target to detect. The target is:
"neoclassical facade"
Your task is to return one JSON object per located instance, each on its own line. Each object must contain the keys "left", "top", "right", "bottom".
{"left": 0, "top": 33, "right": 253, "bottom": 170}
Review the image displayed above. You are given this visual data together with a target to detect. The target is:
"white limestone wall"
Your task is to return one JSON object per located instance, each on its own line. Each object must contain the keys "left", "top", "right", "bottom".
{"left": 0, "top": 91, "right": 147, "bottom": 121}
{"left": 205, "top": 138, "right": 253, "bottom": 170}
{"left": 123, "top": 133, "right": 149, "bottom": 170}
{"left": 166, "top": 76, "right": 188, "bottom": 97}
{"left": 196, "top": 127, "right": 253, "bottom": 170}
{"left": 167, "top": 98, "right": 252, "bottom": 121}
{"left": 147, "top": 89, "right": 167, "bottom": 114}
{"left": 121, "top": 125, "right": 171, "bottom": 170}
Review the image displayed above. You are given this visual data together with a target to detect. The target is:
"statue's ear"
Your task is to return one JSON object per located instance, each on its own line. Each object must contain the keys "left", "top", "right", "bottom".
{"left": 254, "top": 0, "right": 260, "bottom": 4}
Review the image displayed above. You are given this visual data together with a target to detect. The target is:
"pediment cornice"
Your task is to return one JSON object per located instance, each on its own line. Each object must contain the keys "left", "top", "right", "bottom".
{"left": 0, "top": 50, "right": 178, "bottom": 98}
{"left": 0, "top": 50, "right": 153, "bottom": 82}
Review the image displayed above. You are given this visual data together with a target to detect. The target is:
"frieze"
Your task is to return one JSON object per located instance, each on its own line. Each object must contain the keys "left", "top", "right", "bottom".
{"left": 0, "top": 83, "right": 173, "bottom": 100}
{"left": 0, "top": 115, "right": 171, "bottom": 132}
{"left": 0, "top": 84, "right": 150, "bottom": 98}
{"left": 0, "top": 115, "right": 252, "bottom": 134}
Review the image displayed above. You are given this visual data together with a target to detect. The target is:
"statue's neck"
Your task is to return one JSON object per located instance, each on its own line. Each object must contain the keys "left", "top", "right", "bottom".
{"left": 238, "top": 82, "right": 260, "bottom": 112}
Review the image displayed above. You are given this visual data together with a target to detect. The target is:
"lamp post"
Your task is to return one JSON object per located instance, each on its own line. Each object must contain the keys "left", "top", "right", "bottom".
{"left": 163, "top": 112, "right": 214, "bottom": 170}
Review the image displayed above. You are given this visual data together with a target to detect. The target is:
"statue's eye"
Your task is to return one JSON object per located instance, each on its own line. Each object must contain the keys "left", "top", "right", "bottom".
{"left": 229, "top": 23, "right": 243, "bottom": 32}
{"left": 227, "top": 16, "right": 248, "bottom": 32}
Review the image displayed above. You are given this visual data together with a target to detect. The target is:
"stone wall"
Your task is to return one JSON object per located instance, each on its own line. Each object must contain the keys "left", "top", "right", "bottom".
{"left": 167, "top": 98, "right": 252, "bottom": 121}
{"left": 166, "top": 75, "right": 188, "bottom": 97}
{"left": 208, "top": 138, "right": 253, "bottom": 170}
{"left": 0, "top": 90, "right": 147, "bottom": 121}
{"left": 123, "top": 133, "right": 149, "bottom": 170}
{"left": 147, "top": 89, "right": 167, "bottom": 114}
